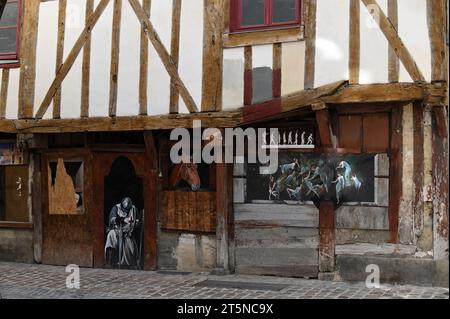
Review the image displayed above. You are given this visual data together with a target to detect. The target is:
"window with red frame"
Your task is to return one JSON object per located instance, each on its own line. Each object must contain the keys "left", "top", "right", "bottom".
{"left": 0, "top": 0, "right": 21, "bottom": 67}
{"left": 230, "top": 0, "right": 301, "bottom": 32}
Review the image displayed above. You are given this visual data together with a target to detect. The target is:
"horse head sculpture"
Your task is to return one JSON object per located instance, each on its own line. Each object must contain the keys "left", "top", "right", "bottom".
{"left": 169, "top": 161, "right": 201, "bottom": 191}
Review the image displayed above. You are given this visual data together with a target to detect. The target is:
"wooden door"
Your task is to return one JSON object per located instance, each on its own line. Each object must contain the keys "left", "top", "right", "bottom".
{"left": 92, "top": 152, "right": 157, "bottom": 270}
{"left": 42, "top": 151, "right": 93, "bottom": 267}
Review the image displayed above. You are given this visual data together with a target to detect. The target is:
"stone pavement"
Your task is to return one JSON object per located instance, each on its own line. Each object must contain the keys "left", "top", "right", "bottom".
{"left": 0, "top": 262, "right": 448, "bottom": 299}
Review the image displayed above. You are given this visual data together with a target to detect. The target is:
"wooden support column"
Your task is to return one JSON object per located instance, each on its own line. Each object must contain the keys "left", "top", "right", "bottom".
{"left": 313, "top": 102, "right": 335, "bottom": 149}
{"left": 304, "top": 0, "right": 317, "bottom": 89}
{"left": 243, "top": 46, "right": 252, "bottom": 106}
{"left": 412, "top": 102, "right": 424, "bottom": 246}
{"left": 216, "top": 153, "right": 233, "bottom": 273}
{"left": 109, "top": 0, "right": 123, "bottom": 117}
{"left": 32, "top": 153, "right": 42, "bottom": 263}
{"left": 139, "top": 0, "right": 151, "bottom": 115}
{"left": 81, "top": 0, "right": 94, "bottom": 118}
{"left": 272, "top": 43, "right": 282, "bottom": 98}
{"left": 349, "top": 0, "right": 360, "bottom": 84}
{"left": 201, "top": 0, "right": 224, "bottom": 112}
{"left": 319, "top": 201, "right": 335, "bottom": 273}
{"left": 169, "top": 0, "right": 182, "bottom": 114}
{"left": 0, "top": 69, "right": 9, "bottom": 119}
{"left": 143, "top": 131, "right": 158, "bottom": 270}
{"left": 53, "top": 0, "right": 67, "bottom": 119}
{"left": 18, "top": 0, "right": 40, "bottom": 119}
{"left": 388, "top": 106, "right": 402, "bottom": 243}
{"left": 388, "top": 0, "right": 399, "bottom": 82}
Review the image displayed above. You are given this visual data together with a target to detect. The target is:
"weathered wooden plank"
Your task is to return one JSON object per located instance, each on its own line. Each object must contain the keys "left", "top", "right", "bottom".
{"left": 349, "top": 0, "right": 360, "bottom": 84}
{"left": 361, "top": 0, "right": 425, "bottom": 82}
{"left": 35, "top": 0, "right": 111, "bottom": 119}
{"left": 335, "top": 243, "right": 417, "bottom": 256}
{"left": 235, "top": 203, "right": 318, "bottom": 222}
{"left": 201, "top": 0, "right": 223, "bottom": 112}
{"left": 18, "top": 0, "right": 40, "bottom": 119}
{"left": 235, "top": 264, "right": 318, "bottom": 278}
{"left": 223, "top": 27, "right": 303, "bottom": 48}
{"left": 216, "top": 162, "right": 232, "bottom": 271}
{"left": 139, "top": 0, "right": 151, "bottom": 115}
{"left": 53, "top": 0, "right": 67, "bottom": 119}
{"left": 109, "top": 0, "right": 123, "bottom": 117}
{"left": 236, "top": 247, "right": 318, "bottom": 266}
{"left": 235, "top": 227, "right": 319, "bottom": 249}
{"left": 3, "top": 111, "right": 242, "bottom": 133}
{"left": 169, "top": 0, "right": 182, "bottom": 114}
{"left": 388, "top": 0, "right": 399, "bottom": 82}
{"left": 335, "top": 206, "right": 389, "bottom": 230}
{"left": 315, "top": 108, "right": 334, "bottom": 148}
{"left": 128, "top": 0, "right": 198, "bottom": 113}
{"left": 81, "top": 0, "right": 94, "bottom": 118}
{"left": 304, "top": 0, "right": 317, "bottom": 89}
{"left": 0, "top": 69, "right": 9, "bottom": 119}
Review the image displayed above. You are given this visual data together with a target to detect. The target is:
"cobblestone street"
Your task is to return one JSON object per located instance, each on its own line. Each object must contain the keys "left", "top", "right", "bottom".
{"left": 0, "top": 262, "right": 448, "bottom": 299}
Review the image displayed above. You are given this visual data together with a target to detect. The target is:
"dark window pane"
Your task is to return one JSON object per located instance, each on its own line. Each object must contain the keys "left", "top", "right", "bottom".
{"left": 0, "top": 2, "right": 18, "bottom": 27}
{"left": 0, "top": 28, "right": 16, "bottom": 53}
{"left": 242, "top": 0, "right": 265, "bottom": 26}
{"left": 273, "top": 0, "right": 297, "bottom": 23}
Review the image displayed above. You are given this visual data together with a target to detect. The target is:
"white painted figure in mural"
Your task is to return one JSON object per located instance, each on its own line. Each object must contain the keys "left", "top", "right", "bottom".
{"left": 283, "top": 132, "right": 287, "bottom": 144}
{"left": 301, "top": 132, "right": 306, "bottom": 145}
{"left": 307, "top": 133, "right": 314, "bottom": 145}
{"left": 294, "top": 131, "right": 298, "bottom": 145}
{"left": 270, "top": 131, "right": 277, "bottom": 145}
{"left": 288, "top": 132, "right": 293, "bottom": 145}
{"left": 262, "top": 131, "right": 268, "bottom": 146}
{"left": 105, "top": 197, "right": 139, "bottom": 267}
{"left": 333, "top": 161, "right": 362, "bottom": 203}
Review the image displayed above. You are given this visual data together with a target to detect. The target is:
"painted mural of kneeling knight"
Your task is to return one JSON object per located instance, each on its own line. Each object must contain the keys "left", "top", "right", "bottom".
{"left": 248, "top": 154, "right": 375, "bottom": 206}
{"left": 105, "top": 197, "right": 143, "bottom": 269}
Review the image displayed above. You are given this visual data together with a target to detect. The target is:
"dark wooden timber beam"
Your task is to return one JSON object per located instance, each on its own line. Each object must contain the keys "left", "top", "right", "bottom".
{"left": 313, "top": 102, "right": 335, "bottom": 149}
{"left": 0, "top": 111, "right": 242, "bottom": 133}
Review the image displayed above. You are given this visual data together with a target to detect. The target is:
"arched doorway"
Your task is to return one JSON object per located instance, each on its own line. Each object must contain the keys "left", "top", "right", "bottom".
{"left": 104, "top": 156, "right": 144, "bottom": 269}
{"left": 93, "top": 152, "right": 157, "bottom": 270}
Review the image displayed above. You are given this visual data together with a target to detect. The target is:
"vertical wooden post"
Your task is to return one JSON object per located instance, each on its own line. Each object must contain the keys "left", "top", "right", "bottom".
{"left": 169, "top": 0, "right": 182, "bottom": 114}
{"left": 319, "top": 200, "right": 335, "bottom": 273}
{"left": 32, "top": 152, "right": 43, "bottom": 263}
{"left": 272, "top": 43, "right": 282, "bottom": 99}
{"left": 349, "top": 0, "right": 360, "bottom": 84}
{"left": 139, "top": 0, "right": 151, "bottom": 115}
{"left": 304, "top": 0, "right": 317, "bottom": 89}
{"left": 201, "top": 0, "right": 224, "bottom": 112}
{"left": 53, "top": 0, "right": 67, "bottom": 119}
{"left": 243, "top": 46, "right": 252, "bottom": 106}
{"left": 109, "top": 0, "right": 122, "bottom": 117}
{"left": 388, "top": 0, "right": 399, "bottom": 82}
{"left": 388, "top": 106, "right": 402, "bottom": 243}
{"left": 18, "top": 0, "right": 40, "bottom": 119}
{"left": 81, "top": 0, "right": 94, "bottom": 118}
{"left": 216, "top": 138, "right": 232, "bottom": 273}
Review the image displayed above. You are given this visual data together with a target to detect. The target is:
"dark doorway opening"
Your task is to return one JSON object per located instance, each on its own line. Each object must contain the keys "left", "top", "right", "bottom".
{"left": 104, "top": 156, "right": 144, "bottom": 270}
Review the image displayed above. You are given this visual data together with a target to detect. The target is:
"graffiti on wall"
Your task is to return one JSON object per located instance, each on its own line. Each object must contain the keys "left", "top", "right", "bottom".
{"left": 247, "top": 153, "right": 375, "bottom": 204}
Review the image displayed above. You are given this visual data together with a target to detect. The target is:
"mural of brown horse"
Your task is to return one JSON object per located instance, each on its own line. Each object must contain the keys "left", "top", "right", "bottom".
{"left": 169, "top": 161, "right": 201, "bottom": 191}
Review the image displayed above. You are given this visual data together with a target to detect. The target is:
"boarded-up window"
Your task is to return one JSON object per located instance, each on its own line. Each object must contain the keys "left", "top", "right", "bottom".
{"left": 0, "top": 165, "right": 29, "bottom": 222}
{"left": 338, "top": 113, "right": 389, "bottom": 153}
{"left": 48, "top": 158, "right": 84, "bottom": 215}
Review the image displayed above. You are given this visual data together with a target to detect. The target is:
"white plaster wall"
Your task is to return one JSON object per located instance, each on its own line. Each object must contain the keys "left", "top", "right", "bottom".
{"left": 147, "top": 0, "right": 172, "bottom": 115}
{"left": 5, "top": 68, "right": 20, "bottom": 119}
{"left": 281, "top": 41, "right": 305, "bottom": 95}
{"left": 360, "top": 0, "right": 388, "bottom": 84}
{"left": 34, "top": 0, "right": 58, "bottom": 119}
{"left": 222, "top": 47, "right": 244, "bottom": 110}
{"left": 398, "top": 0, "right": 431, "bottom": 82}
{"left": 178, "top": 0, "right": 203, "bottom": 114}
{"left": 252, "top": 44, "right": 273, "bottom": 68}
{"left": 314, "top": 0, "right": 350, "bottom": 87}
{"left": 89, "top": 0, "right": 113, "bottom": 117}
{"left": 61, "top": 0, "right": 86, "bottom": 118}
